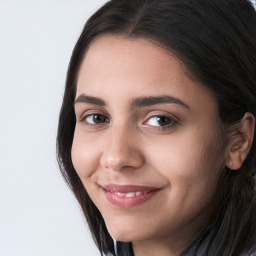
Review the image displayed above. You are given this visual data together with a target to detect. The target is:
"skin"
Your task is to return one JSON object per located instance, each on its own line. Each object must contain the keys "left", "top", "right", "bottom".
{"left": 71, "top": 35, "right": 253, "bottom": 256}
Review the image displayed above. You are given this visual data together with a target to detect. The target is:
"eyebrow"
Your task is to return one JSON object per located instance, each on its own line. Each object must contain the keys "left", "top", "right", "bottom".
{"left": 74, "top": 94, "right": 190, "bottom": 111}
{"left": 74, "top": 94, "right": 106, "bottom": 106}
{"left": 129, "top": 95, "right": 190, "bottom": 111}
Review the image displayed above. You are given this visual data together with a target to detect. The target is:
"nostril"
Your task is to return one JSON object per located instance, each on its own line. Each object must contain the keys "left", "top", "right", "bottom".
{"left": 100, "top": 149, "right": 145, "bottom": 172}
{"left": 100, "top": 153, "right": 129, "bottom": 171}
{"left": 100, "top": 131, "right": 145, "bottom": 171}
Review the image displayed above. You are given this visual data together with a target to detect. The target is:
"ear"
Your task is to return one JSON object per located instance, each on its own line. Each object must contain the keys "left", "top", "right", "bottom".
{"left": 225, "top": 112, "right": 255, "bottom": 170}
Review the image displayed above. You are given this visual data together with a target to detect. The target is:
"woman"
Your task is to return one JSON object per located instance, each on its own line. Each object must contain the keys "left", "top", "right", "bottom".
{"left": 57, "top": 0, "right": 256, "bottom": 255}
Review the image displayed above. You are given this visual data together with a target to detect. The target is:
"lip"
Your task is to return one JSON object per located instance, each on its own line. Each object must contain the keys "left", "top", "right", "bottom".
{"left": 102, "top": 183, "right": 160, "bottom": 208}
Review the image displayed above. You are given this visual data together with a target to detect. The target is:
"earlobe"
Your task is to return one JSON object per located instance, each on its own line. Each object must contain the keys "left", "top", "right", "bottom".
{"left": 225, "top": 112, "right": 255, "bottom": 171}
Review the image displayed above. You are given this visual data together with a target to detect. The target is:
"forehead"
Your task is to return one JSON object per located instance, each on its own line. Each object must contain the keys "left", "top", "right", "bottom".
{"left": 77, "top": 35, "right": 183, "bottom": 90}
{"left": 76, "top": 35, "right": 217, "bottom": 116}
{"left": 81, "top": 35, "right": 179, "bottom": 69}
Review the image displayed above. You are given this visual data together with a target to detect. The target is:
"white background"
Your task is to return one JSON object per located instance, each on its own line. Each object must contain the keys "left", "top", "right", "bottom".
{"left": 0, "top": 1, "right": 255, "bottom": 256}
{"left": 0, "top": 1, "right": 108, "bottom": 255}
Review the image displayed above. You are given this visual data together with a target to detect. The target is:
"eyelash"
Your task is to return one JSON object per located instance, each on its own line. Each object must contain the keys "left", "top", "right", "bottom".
{"left": 81, "top": 113, "right": 110, "bottom": 126}
{"left": 143, "top": 115, "right": 178, "bottom": 131}
{"left": 80, "top": 113, "right": 178, "bottom": 131}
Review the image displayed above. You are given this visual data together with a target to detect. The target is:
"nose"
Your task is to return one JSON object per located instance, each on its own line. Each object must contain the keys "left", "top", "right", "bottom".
{"left": 100, "top": 125, "right": 145, "bottom": 172}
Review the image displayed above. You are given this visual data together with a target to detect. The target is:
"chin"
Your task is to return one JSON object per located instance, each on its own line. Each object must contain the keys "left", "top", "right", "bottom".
{"left": 106, "top": 220, "right": 147, "bottom": 242}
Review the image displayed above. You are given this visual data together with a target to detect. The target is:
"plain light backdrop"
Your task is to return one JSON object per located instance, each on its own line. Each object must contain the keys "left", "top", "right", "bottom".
{"left": 0, "top": 1, "right": 108, "bottom": 256}
{"left": 1, "top": 1, "right": 256, "bottom": 256}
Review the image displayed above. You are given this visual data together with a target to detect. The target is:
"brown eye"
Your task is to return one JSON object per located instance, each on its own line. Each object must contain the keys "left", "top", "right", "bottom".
{"left": 146, "top": 115, "right": 173, "bottom": 127}
{"left": 84, "top": 114, "right": 110, "bottom": 124}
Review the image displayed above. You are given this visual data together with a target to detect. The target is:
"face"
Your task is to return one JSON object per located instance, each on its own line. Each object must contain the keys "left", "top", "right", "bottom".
{"left": 72, "top": 36, "right": 226, "bottom": 246}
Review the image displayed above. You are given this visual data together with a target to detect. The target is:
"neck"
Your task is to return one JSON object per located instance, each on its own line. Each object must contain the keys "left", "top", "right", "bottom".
{"left": 132, "top": 238, "right": 185, "bottom": 256}
{"left": 132, "top": 229, "right": 196, "bottom": 256}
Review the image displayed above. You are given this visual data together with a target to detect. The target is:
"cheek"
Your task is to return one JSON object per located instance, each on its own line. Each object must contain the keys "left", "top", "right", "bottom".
{"left": 141, "top": 133, "right": 224, "bottom": 234}
{"left": 147, "top": 128, "right": 224, "bottom": 196}
{"left": 71, "top": 128, "right": 101, "bottom": 179}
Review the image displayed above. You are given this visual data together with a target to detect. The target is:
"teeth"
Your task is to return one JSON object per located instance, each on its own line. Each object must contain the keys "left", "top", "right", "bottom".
{"left": 114, "top": 191, "right": 148, "bottom": 197}
{"left": 126, "top": 192, "right": 136, "bottom": 197}
{"left": 115, "top": 192, "right": 126, "bottom": 197}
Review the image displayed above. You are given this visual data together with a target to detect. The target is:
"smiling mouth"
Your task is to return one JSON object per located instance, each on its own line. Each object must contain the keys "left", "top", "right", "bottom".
{"left": 110, "top": 191, "right": 150, "bottom": 197}
{"left": 102, "top": 184, "right": 160, "bottom": 208}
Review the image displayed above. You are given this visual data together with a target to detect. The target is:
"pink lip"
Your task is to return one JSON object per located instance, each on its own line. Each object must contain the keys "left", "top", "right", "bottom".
{"left": 102, "top": 183, "right": 160, "bottom": 208}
